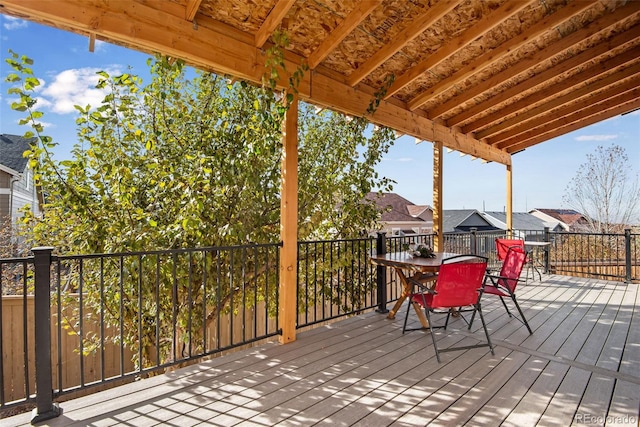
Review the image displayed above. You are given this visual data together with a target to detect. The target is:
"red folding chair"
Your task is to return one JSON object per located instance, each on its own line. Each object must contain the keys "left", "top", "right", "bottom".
{"left": 471, "top": 245, "right": 533, "bottom": 334}
{"left": 402, "top": 255, "right": 494, "bottom": 363}
{"left": 495, "top": 238, "right": 525, "bottom": 263}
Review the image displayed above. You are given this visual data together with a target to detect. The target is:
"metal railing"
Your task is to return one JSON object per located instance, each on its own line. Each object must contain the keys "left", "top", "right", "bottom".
{"left": 296, "top": 238, "right": 378, "bottom": 328}
{"left": 1, "top": 229, "right": 637, "bottom": 421}
{"left": 546, "top": 229, "right": 639, "bottom": 281}
{"left": 1, "top": 243, "right": 281, "bottom": 421}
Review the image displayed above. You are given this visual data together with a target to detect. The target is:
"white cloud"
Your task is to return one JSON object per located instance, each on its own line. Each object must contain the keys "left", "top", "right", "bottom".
{"left": 94, "top": 40, "right": 108, "bottom": 53}
{"left": 3, "top": 16, "right": 28, "bottom": 31}
{"left": 574, "top": 134, "right": 618, "bottom": 142}
{"left": 40, "top": 67, "right": 119, "bottom": 114}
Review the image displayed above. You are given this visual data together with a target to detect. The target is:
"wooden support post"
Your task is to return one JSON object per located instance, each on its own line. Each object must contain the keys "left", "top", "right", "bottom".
{"left": 506, "top": 164, "right": 513, "bottom": 237}
{"left": 433, "top": 141, "right": 443, "bottom": 251}
{"left": 279, "top": 93, "right": 299, "bottom": 344}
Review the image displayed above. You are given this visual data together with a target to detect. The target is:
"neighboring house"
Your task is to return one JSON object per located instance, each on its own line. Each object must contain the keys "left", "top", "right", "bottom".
{"left": 0, "top": 134, "right": 42, "bottom": 225}
{"left": 441, "top": 209, "right": 499, "bottom": 233}
{"left": 365, "top": 192, "right": 433, "bottom": 236}
{"left": 529, "top": 208, "right": 590, "bottom": 232}
{"left": 367, "top": 193, "right": 578, "bottom": 239}
{"left": 481, "top": 211, "right": 563, "bottom": 239}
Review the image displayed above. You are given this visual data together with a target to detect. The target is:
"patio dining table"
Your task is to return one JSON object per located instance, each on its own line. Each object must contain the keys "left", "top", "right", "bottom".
{"left": 369, "top": 251, "right": 460, "bottom": 328}
{"left": 524, "top": 240, "right": 551, "bottom": 280}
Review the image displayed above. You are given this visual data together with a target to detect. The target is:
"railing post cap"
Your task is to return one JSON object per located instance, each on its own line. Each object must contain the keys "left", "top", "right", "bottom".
{"left": 31, "top": 246, "right": 55, "bottom": 253}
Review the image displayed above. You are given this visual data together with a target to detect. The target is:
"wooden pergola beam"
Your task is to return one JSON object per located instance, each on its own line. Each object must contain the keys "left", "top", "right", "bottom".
{"left": 505, "top": 97, "right": 640, "bottom": 153}
{"left": 488, "top": 64, "right": 640, "bottom": 147}
{"left": 184, "top": 0, "right": 203, "bottom": 21}
{"left": 403, "top": 0, "right": 596, "bottom": 112}
{"left": 457, "top": 24, "right": 640, "bottom": 130}
{"left": 496, "top": 86, "right": 640, "bottom": 151}
{"left": 308, "top": 70, "right": 511, "bottom": 165}
{"left": 0, "top": 0, "right": 509, "bottom": 165}
{"left": 421, "top": 3, "right": 640, "bottom": 117}
{"left": 468, "top": 43, "right": 640, "bottom": 136}
{"left": 489, "top": 77, "right": 640, "bottom": 146}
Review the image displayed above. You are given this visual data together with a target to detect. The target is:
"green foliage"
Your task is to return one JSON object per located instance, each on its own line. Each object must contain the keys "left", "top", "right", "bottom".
{"left": 5, "top": 51, "right": 394, "bottom": 367}
{"left": 262, "top": 29, "right": 309, "bottom": 93}
{"left": 366, "top": 73, "right": 395, "bottom": 116}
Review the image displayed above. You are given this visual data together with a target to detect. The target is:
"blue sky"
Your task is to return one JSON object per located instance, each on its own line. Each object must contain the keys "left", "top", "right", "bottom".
{"left": 2, "top": 15, "right": 639, "bottom": 213}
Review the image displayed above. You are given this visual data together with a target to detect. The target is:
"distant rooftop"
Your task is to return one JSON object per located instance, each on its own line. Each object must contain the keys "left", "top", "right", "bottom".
{"left": 0, "top": 134, "right": 35, "bottom": 175}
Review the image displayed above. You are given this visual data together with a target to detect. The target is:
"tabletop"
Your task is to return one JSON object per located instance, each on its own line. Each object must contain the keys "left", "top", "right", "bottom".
{"left": 524, "top": 241, "right": 551, "bottom": 247}
{"left": 369, "top": 251, "right": 460, "bottom": 272}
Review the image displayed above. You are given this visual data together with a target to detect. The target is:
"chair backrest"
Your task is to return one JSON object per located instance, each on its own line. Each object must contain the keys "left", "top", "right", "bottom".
{"left": 498, "top": 246, "right": 527, "bottom": 292}
{"left": 495, "top": 238, "right": 525, "bottom": 261}
{"left": 431, "top": 255, "right": 488, "bottom": 308}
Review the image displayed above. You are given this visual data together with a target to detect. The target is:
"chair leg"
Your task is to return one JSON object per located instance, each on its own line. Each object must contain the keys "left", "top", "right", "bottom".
{"left": 499, "top": 296, "right": 512, "bottom": 317}
{"left": 476, "top": 303, "right": 495, "bottom": 356}
{"left": 511, "top": 296, "right": 533, "bottom": 334}
{"left": 424, "top": 309, "right": 441, "bottom": 363}
{"left": 468, "top": 307, "right": 477, "bottom": 330}
{"left": 444, "top": 310, "right": 452, "bottom": 329}
{"left": 402, "top": 296, "right": 412, "bottom": 334}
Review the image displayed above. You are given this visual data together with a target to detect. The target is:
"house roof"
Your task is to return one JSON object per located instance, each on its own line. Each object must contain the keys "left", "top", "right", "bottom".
{"left": 482, "top": 211, "right": 548, "bottom": 231}
{"left": 532, "top": 208, "right": 587, "bottom": 226}
{"left": 1, "top": 1, "right": 638, "bottom": 166}
{"left": 365, "top": 192, "right": 425, "bottom": 223}
{"left": 441, "top": 209, "right": 494, "bottom": 233}
{"left": 0, "top": 134, "right": 34, "bottom": 176}
{"left": 406, "top": 205, "right": 432, "bottom": 220}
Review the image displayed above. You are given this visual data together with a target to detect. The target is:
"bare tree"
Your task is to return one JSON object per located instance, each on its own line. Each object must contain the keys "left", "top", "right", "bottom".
{"left": 563, "top": 144, "right": 640, "bottom": 233}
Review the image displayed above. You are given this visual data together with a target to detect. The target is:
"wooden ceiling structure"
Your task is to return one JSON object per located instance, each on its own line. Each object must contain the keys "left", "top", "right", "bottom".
{"left": 1, "top": 0, "right": 638, "bottom": 166}
{"left": 1, "top": 0, "right": 639, "bottom": 343}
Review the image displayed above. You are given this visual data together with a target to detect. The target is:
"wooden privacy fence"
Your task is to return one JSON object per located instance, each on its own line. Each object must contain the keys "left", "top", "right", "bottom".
{"left": 549, "top": 261, "right": 640, "bottom": 282}
{"left": 1, "top": 295, "right": 134, "bottom": 405}
{"left": 1, "top": 294, "right": 278, "bottom": 407}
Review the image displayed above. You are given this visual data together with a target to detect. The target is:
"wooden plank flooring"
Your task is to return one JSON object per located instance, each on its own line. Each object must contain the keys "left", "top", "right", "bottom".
{"left": 4, "top": 275, "right": 639, "bottom": 426}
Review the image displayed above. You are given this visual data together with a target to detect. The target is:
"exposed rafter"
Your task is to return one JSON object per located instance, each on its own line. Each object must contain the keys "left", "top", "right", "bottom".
{"left": 384, "top": 0, "right": 534, "bottom": 99}
{"left": 466, "top": 44, "right": 640, "bottom": 136}
{"left": 255, "top": 0, "right": 296, "bottom": 48}
{"left": 308, "top": 0, "right": 382, "bottom": 70}
{"left": 504, "top": 97, "right": 640, "bottom": 154}
{"left": 184, "top": 0, "right": 203, "bottom": 22}
{"left": 346, "top": 0, "right": 459, "bottom": 87}
{"left": 0, "top": 0, "right": 508, "bottom": 165}
{"left": 419, "top": 3, "right": 640, "bottom": 116}
{"left": 491, "top": 73, "right": 640, "bottom": 150}
{"left": 403, "top": 0, "right": 598, "bottom": 111}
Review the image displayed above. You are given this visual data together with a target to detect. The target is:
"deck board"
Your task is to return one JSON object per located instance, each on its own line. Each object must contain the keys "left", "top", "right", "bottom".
{"left": 3, "top": 275, "right": 639, "bottom": 427}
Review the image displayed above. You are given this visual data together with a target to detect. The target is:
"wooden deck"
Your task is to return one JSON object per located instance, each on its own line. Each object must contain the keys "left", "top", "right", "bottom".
{"left": 5, "top": 275, "right": 640, "bottom": 426}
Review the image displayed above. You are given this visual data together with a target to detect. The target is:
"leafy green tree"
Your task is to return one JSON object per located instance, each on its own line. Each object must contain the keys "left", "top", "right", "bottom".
{"left": 5, "top": 51, "right": 394, "bottom": 366}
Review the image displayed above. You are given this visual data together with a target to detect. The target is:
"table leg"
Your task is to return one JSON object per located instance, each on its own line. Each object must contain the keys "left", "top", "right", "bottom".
{"left": 387, "top": 268, "right": 430, "bottom": 328}
{"left": 387, "top": 295, "right": 407, "bottom": 320}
